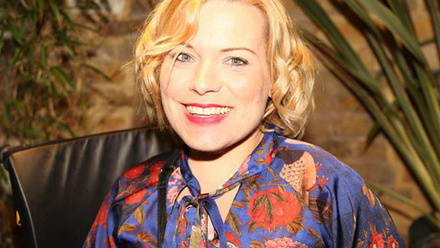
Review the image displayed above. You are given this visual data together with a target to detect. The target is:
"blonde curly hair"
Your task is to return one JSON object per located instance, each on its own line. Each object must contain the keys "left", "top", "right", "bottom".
{"left": 135, "top": 0, "right": 314, "bottom": 138}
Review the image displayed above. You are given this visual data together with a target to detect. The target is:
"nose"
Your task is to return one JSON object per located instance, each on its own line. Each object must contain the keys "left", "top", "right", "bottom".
{"left": 189, "top": 61, "right": 222, "bottom": 95}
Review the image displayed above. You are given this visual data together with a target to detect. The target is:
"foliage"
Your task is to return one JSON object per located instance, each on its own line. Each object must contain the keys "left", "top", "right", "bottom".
{"left": 292, "top": 0, "right": 440, "bottom": 231}
{"left": 0, "top": 0, "right": 110, "bottom": 143}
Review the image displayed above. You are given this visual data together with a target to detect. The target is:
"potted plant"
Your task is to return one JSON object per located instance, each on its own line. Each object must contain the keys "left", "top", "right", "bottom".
{"left": 292, "top": 0, "right": 440, "bottom": 246}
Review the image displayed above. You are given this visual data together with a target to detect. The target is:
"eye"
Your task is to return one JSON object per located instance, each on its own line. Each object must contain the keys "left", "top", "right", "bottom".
{"left": 227, "top": 57, "right": 248, "bottom": 67}
{"left": 176, "top": 53, "right": 193, "bottom": 62}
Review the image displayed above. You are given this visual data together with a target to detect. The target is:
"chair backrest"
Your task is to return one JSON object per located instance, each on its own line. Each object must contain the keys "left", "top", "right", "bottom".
{"left": 1, "top": 127, "right": 175, "bottom": 248}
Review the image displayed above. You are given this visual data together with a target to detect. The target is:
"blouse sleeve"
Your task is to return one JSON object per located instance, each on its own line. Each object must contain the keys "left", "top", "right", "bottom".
{"left": 323, "top": 162, "right": 406, "bottom": 248}
{"left": 82, "top": 180, "right": 120, "bottom": 248}
{"left": 82, "top": 159, "right": 164, "bottom": 247}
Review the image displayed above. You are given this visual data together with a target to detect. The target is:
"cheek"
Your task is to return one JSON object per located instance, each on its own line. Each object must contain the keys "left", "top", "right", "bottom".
{"left": 160, "top": 64, "right": 192, "bottom": 99}
{"left": 159, "top": 64, "right": 180, "bottom": 101}
{"left": 159, "top": 63, "right": 170, "bottom": 96}
{"left": 230, "top": 75, "right": 270, "bottom": 106}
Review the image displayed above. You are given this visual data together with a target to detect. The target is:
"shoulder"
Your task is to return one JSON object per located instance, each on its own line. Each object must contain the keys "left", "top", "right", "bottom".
{"left": 275, "top": 135, "right": 377, "bottom": 210}
{"left": 276, "top": 135, "right": 361, "bottom": 176}
{"left": 275, "top": 135, "right": 365, "bottom": 191}
{"left": 120, "top": 151, "right": 170, "bottom": 184}
{"left": 274, "top": 135, "right": 405, "bottom": 247}
{"left": 114, "top": 150, "right": 177, "bottom": 202}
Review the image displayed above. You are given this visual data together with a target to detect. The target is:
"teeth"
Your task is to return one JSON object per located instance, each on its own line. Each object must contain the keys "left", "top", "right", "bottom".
{"left": 186, "top": 106, "right": 231, "bottom": 115}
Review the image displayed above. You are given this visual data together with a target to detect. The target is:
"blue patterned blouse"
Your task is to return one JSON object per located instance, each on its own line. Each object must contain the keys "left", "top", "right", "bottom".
{"left": 83, "top": 131, "right": 405, "bottom": 248}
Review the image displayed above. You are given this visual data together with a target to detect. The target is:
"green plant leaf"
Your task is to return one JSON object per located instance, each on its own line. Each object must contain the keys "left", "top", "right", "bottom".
{"left": 424, "top": 0, "right": 440, "bottom": 61}
{"left": 0, "top": 8, "right": 7, "bottom": 20}
{"left": 37, "top": 0, "right": 45, "bottom": 21}
{"left": 60, "top": 9, "right": 75, "bottom": 30}
{"left": 41, "top": 116, "right": 56, "bottom": 125}
{"left": 73, "top": 22, "right": 98, "bottom": 32}
{"left": 0, "top": 29, "right": 5, "bottom": 54}
{"left": 301, "top": 29, "right": 378, "bottom": 92}
{"left": 295, "top": 1, "right": 399, "bottom": 114}
{"left": 368, "top": 183, "right": 440, "bottom": 231}
{"left": 420, "top": 37, "right": 435, "bottom": 46}
{"left": 64, "top": 44, "right": 76, "bottom": 59}
{"left": 43, "top": 86, "right": 49, "bottom": 106}
{"left": 342, "top": 0, "right": 376, "bottom": 30}
{"left": 1, "top": 112, "right": 10, "bottom": 129}
{"left": 366, "top": 100, "right": 400, "bottom": 147}
{"left": 386, "top": 0, "right": 416, "bottom": 35}
{"left": 48, "top": 0, "right": 62, "bottom": 23}
{"left": 50, "top": 81, "right": 59, "bottom": 100}
{"left": 366, "top": 31, "right": 440, "bottom": 188}
{"left": 7, "top": 100, "right": 26, "bottom": 117}
{"left": 21, "top": 127, "right": 41, "bottom": 139}
{"left": 412, "top": 65, "right": 440, "bottom": 149}
{"left": 385, "top": 34, "right": 440, "bottom": 154}
{"left": 51, "top": 66, "right": 76, "bottom": 91}
{"left": 56, "top": 122, "right": 75, "bottom": 137}
{"left": 301, "top": 28, "right": 393, "bottom": 112}
{"left": 10, "top": 48, "right": 22, "bottom": 67}
{"left": 356, "top": 0, "right": 426, "bottom": 62}
{"left": 294, "top": 0, "right": 366, "bottom": 72}
{"left": 366, "top": 121, "right": 381, "bottom": 148}
{"left": 19, "top": 0, "right": 32, "bottom": 9}
{"left": 314, "top": 44, "right": 440, "bottom": 211}
{"left": 294, "top": 0, "right": 440, "bottom": 213}
{"left": 40, "top": 45, "right": 48, "bottom": 69}
{"left": 0, "top": 163, "right": 9, "bottom": 182}
{"left": 1, "top": 0, "right": 109, "bottom": 143}
{"left": 19, "top": 71, "right": 38, "bottom": 82}
{"left": 82, "top": 63, "right": 111, "bottom": 82}
{"left": 7, "top": 17, "right": 23, "bottom": 45}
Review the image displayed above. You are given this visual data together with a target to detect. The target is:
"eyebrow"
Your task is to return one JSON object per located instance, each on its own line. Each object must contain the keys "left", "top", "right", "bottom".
{"left": 221, "top": 47, "right": 256, "bottom": 55}
{"left": 183, "top": 44, "right": 256, "bottom": 55}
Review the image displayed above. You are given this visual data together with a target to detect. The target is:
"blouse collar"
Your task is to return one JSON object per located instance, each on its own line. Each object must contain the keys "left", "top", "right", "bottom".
{"left": 177, "top": 130, "right": 279, "bottom": 197}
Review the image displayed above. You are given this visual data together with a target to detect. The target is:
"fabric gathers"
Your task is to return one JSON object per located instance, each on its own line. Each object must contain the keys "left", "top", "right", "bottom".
{"left": 163, "top": 156, "right": 239, "bottom": 248}
{"left": 83, "top": 131, "right": 406, "bottom": 248}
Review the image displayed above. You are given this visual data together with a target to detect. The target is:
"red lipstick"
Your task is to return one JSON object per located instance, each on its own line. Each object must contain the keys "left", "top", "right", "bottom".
{"left": 186, "top": 103, "right": 227, "bottom": 108}
{"left": 184, "top": 103, "right": 230, "bottom": 125}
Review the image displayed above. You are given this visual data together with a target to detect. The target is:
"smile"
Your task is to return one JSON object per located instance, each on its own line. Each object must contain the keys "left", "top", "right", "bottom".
{"left": 186, "top": 105, "right": 231, "bottom": 116}
{"left": 184, "top": 104, "right": 231, "bottom": 125}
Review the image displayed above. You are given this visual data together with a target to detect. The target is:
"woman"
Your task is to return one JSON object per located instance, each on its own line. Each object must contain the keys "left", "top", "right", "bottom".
{"left": 84, "top": 0, "right": 405, "bottom": 247}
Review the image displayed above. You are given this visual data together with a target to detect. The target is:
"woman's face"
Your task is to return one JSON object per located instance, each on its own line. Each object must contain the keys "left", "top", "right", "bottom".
{"left": 160, "top": 0, "right": 271, "bottom": 154}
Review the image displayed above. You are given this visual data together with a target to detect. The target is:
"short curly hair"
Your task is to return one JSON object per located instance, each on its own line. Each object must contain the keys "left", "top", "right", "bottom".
{"left": 134, "top": 0, "right": 314, "bottom": 138}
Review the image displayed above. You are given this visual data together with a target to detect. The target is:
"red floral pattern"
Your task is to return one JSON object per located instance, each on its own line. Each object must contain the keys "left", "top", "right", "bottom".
{"left": 96, "top": 192, "right": 111, "bottom": 226}
{"left": 124, "top": 188, "right": 147, "bottom": 204}
{"left": 83, "top": 132, "right": 405, "bottom": 248}
{"left": 226, "top": 231, "right": 242, "bottom": 248}
{"left": 369, "top": 232, "right": 385, "bottom": 248}
{"left": 387, "top": 236, "right": 399, "bottom": 248}
{"left": 265, "top": 147, "right": 276, "bottom": 165}
{"left": 248, "top": 187, "right": 300, "bottom": 230}
{"left": 123, "top": 164, "right": 145, "bottom": 179}
{"left": 146, "top": 162, "right": 162, "bottom": 187}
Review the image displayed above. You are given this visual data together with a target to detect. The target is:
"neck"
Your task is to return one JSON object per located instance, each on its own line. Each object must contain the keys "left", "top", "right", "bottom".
{"left": 188, "top": 129, "right": 264, "bottom": 193}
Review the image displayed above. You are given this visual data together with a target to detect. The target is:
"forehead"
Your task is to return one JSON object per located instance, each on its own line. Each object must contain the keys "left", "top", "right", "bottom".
{"left": 188, "top": 0, "right": 268, "bottom": 50}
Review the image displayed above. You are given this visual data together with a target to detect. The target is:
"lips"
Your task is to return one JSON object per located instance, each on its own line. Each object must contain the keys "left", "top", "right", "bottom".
{"left": 184, "top": 103, "right": 231, "bottom": 125}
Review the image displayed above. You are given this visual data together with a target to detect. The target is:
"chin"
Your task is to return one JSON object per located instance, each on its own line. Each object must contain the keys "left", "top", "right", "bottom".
{"left": 183, "top": 137, "right": 227, "bottom": 153}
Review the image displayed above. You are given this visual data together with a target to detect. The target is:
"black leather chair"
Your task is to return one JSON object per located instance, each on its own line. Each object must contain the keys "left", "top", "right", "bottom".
{"left": 0, "top": 127, "right": 175, "bottom": 248}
